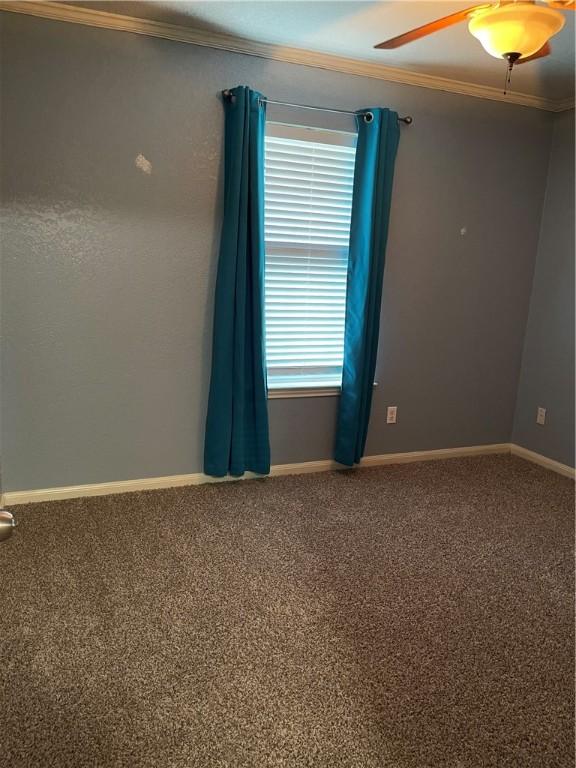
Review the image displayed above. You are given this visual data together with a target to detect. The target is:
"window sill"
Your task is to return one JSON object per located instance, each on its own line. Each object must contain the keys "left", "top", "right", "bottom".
{"left": 268, "top": 382, "right": 378, "bottom": 400}
{"left": 268, "top": 386, "right": 341, "bottom": 399}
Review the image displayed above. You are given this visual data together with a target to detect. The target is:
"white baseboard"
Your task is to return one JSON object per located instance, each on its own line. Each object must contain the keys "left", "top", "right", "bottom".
{"left": 1, "top": 443, "right": 510, "bottom": 506}
{"left": 510, "top": 444, "right": 576, "bottom": 480}
{"left": 2, "top": 442, "right": 572, "bottom": 506}
{"left": 359, "top": 443, "right": 510, "bottom": 467}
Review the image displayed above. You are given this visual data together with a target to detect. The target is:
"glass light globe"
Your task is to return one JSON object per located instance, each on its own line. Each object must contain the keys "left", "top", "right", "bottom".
{"left": 468, "top": 3, "right": 565, "bottom": 60}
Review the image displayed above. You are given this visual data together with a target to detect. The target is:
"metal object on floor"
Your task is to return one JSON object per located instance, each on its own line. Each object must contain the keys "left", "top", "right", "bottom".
{"left": 0, "top": 509, "right": 16, "bottom": 542}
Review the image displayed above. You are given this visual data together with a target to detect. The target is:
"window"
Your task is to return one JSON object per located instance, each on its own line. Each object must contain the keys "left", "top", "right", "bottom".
{"left": 264, "top": 122, "right": 357, "bottom": 392}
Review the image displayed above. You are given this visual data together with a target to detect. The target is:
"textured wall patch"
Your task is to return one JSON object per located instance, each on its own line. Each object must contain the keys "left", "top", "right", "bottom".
{"left": 135, "top": 154, "right": 152, "bottom": 175}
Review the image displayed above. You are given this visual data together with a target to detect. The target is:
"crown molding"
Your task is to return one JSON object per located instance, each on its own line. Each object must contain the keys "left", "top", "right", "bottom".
{"left": 552, "top": 96, "right": 576, "bottom": 112}
{"left": 0, "top": 0, "right": 571, "bottom": 112}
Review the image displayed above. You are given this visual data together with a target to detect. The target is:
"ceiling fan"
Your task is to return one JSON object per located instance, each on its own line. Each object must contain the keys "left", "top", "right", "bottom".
{"left": 375, "top": 0, "right": 574, "bottom": 74}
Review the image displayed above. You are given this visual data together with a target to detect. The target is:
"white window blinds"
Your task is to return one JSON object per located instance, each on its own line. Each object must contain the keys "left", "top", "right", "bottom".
{"left": 264, "top": 123, "right": 357, "bottom": 390}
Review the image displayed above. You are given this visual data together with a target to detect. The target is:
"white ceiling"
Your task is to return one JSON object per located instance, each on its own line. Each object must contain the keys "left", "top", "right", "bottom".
{"left": 70, "top": 1, "right": 575, "bottom": 101}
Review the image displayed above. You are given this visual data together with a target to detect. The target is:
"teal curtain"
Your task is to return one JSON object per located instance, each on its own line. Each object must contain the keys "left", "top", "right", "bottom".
{"left": 335, "top": 109, "right": 400, "bottom": 466}
{"left": 204, "top": 86, "right": 270, "bottom": 477}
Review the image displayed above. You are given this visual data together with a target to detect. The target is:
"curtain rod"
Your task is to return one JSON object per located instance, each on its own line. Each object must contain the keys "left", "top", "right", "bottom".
{"left": 222, "top": 90, "right": 413, "bottom": 124}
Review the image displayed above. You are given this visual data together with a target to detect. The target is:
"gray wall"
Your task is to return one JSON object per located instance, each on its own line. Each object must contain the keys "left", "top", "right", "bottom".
{"left": 513, "top": 110, "right": 575, "bottom": 468}
{"left": 1, "top": 12, "right": 554, "bottom": 492}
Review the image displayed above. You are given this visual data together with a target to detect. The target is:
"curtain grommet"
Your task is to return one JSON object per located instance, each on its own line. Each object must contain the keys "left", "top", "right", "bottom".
{"left": 363, "top": 111, "right": 374, "bottom": 123}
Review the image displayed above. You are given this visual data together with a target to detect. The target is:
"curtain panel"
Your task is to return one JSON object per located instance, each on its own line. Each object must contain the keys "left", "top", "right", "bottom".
{"left": 204, "top": 86, "right": 270, "bottom": 477}
{"left": 335, "top": 108, "right": 400, "bottom": 466}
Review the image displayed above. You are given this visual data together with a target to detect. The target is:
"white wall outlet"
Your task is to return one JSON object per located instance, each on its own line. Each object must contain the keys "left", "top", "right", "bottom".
{"left": 536, "top": 407, "right": 546, "bottom": 425}
{"left": 386, "top": 406, "right": 397, "bottom": 424}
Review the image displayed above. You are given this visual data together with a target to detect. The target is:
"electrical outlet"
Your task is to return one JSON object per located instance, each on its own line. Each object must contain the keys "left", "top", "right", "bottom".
{"left": 536, "top": 407, "right": 546, "bottom": 426}
{"left": 387, "top": 406, "right": 397, "bottom": 424}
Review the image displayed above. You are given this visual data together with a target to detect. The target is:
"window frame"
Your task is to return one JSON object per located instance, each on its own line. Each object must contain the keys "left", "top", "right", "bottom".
{"left": 263, "top": 121, "right": 357, "bottom": 399}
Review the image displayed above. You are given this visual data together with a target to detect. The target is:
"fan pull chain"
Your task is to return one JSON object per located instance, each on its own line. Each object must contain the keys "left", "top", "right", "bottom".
{"left": 503, "top": 62, "right": 513, "bottom": 95}
{"left": 503, "top": 53, "right": 522, "bottom": 96}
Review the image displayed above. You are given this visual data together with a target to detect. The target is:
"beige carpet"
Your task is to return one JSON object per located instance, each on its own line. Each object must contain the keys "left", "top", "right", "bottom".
{"left": 0, "top": 455, "right": 573, "bottom": 767}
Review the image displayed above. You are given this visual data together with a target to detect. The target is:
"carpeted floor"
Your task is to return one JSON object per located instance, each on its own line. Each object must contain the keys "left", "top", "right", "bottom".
{"left": 0, "top": 455, "right": 573, "bottom": 767}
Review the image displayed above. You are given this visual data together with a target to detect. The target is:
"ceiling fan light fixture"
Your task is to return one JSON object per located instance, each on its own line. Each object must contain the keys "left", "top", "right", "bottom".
{"left": 468, "top": 2, "right": 565, "bottom": 60}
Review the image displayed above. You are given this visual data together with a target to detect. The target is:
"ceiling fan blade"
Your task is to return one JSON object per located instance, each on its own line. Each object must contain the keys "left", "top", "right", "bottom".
{"left": 547, "top": 1, "right": 575, "bottom": 9}
{"left": 516, "top": 42, "right": 552, "bottom": 63}
{"left": 374, "top": 5, "right": 490, "bottom": 49}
